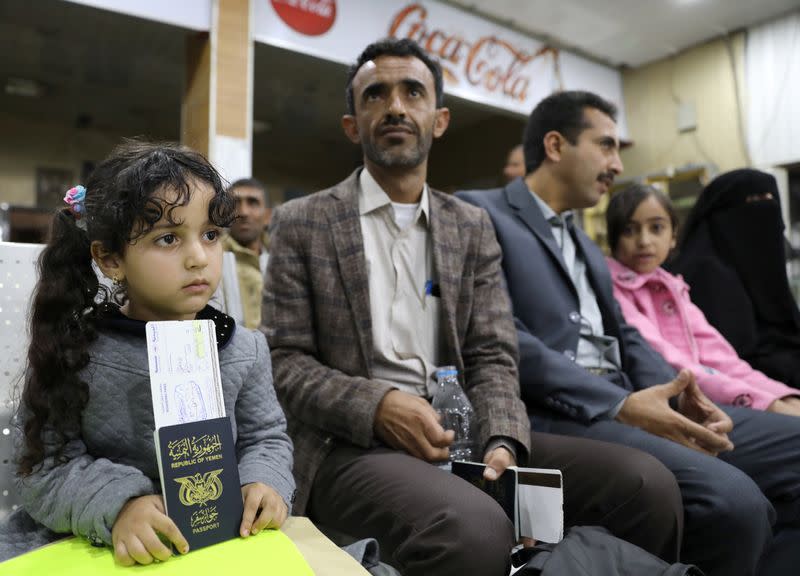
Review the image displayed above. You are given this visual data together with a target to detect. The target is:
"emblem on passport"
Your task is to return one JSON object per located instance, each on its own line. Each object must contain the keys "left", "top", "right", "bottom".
{"left": 155, "top": 418, "right": 243, "bottom": 546}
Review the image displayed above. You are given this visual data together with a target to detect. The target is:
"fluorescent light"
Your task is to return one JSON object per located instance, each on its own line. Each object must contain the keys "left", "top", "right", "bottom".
{"left": 5, "top": 77, "right": 44, "bottom": 98}
{"left": 253, "top": 120, "right": 272, "bottom": 134}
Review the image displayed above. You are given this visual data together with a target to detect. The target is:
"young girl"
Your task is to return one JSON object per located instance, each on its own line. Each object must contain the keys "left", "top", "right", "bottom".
{"left": 4, "top": 141, "right": 295, "bottom": 565}
{"left": 605, "top": 183, "right": 800, "bottom": 417}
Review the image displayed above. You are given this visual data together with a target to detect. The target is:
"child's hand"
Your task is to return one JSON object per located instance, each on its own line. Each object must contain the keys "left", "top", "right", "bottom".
{"left": 240, "top": 482, "right": 288, "bottom": 537}
{"left": 111, "top": 494, "right": 189, "bottom": 566}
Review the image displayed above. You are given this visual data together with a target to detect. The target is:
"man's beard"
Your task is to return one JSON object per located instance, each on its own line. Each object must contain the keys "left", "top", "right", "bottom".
{"left": 362, "top": 123, "right": 433, "bottom": 169}
{"left": 231, "top": 226, "right": 262, "bottom": 247}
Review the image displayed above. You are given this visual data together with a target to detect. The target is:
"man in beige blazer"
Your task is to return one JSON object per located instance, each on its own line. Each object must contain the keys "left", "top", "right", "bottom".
{"left": 263, "top": 38, "right": 683, "bottom": 576}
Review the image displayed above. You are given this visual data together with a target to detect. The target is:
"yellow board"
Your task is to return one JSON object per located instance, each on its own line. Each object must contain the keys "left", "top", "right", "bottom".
{"left": 0, "top": 530, "right": 314, "bottom": 576}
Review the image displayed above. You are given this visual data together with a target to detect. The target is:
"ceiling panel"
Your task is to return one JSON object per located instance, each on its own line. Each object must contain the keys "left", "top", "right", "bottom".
{"left": 0, "top": 0, "right": 185, "bottom": 137}
{"left": 446, "top": 0, "right": 800, "bottom": 67}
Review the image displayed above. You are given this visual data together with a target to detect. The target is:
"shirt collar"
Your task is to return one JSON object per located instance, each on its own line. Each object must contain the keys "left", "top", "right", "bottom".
{"left": 528, "top": 186, "right": 574, "bottom": 227}
{"left": 358, "top": 167, "right": 430, "bottom": 226}
{"left": 224, "top": 234, "right": 260, "bottom": 257}
{"left": 606, "top": 256, "right": 688, "bottom": 292}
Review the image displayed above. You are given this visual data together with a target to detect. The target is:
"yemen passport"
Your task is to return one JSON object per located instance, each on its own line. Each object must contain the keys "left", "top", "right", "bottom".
{"left": 155, "top": 417, "right": 243, "bottom": 551}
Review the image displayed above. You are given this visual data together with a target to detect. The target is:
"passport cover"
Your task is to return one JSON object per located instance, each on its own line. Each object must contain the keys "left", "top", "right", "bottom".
{"left": 451, "top": 460, "right": 516, "bottom": 524}
{"left": 451, "top": 461, "right": 564, "bottom": 542}
{"left": 155, "top": 416, "right": 243, "bottom": 551}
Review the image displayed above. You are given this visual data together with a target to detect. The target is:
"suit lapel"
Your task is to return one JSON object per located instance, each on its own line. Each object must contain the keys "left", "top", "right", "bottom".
{"left": 430, "top": 191, "right": 464, "bottom": 361}
{"left": 328, "top": 171, "right": 374, "bottom": 372}
{"left": 504, "top": 180, "right": 576, "bottom": 297}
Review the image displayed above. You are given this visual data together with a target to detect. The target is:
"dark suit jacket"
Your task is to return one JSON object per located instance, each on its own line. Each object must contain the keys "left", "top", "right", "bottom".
{"left": 263, "top": 169, "right": 530, "bottom": 513}
{"left": 457, "top": 179, "right": 675, "bottom": 430}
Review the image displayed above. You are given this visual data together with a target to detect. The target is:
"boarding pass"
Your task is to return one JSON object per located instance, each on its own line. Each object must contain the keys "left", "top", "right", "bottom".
{"left": 145, "top": 320, "right": 225, "bottom": 430}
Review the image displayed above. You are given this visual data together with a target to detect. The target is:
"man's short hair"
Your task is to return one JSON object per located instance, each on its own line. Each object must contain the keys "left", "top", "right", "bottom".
{"left": 345, "top": 37, "right": 444, "bottom": 115}
{"left": 229, "top": 177, "right": 269, "bottom": 208}
{"left": 523, "top": 91, "right": 618, "bottom": 174}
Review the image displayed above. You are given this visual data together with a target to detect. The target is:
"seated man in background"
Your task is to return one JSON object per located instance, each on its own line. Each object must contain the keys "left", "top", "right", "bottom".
{"left": 263, "top": 38, "right": 684, "bottom": 576}
{"left": 458, "top": 89, "right": 800, "bottom": 576}
{"left": 503, "top": 144, "right": 526, "bottom": 183}
{"left": 225, "top": 177, "right": 271, "bottom": 329}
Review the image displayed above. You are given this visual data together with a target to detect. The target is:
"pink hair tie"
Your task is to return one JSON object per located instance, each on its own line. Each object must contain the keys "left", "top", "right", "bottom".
{"left": 64, "top": 185, "right": 87, "bottom": 229}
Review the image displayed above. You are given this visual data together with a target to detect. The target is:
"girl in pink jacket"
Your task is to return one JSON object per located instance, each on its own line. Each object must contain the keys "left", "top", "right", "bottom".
{"left": 605, "top": 184, "right": 800, "bottom": 416}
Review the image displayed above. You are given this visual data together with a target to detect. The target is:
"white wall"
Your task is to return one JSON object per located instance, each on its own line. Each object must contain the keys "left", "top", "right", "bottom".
{"left": 746, "top": 11, "right": 800, "bottom": 167}
{"left": 0, "top": 111, "right": 128, "bottom": 207}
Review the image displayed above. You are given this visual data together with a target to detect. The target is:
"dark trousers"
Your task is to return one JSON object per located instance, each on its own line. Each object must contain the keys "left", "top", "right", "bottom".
{"left": 539, "top": 405, "right": 800, "bottom": 576}
{"left": 308, "top": 432, "right": 683, "bottom": 576}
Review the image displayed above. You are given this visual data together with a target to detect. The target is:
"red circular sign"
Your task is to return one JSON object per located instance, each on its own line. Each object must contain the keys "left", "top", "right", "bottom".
{"left": 271, "top": 0, "right": 336, "bottom": 36}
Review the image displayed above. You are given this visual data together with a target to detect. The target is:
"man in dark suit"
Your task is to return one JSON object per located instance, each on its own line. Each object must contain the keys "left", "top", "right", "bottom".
{"left": 263, "top": 41, "right": 683, "bottom": 576}
{"left": 458, "top": 90, "right": 800, "bottom": 576}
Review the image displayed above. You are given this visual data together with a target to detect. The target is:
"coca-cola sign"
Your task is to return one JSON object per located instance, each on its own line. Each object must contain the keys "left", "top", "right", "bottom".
{"left": 255, "top": 0, "right": 625, "bottom": 126}
{"left": 271, "top": 0, "right": 336, "bottom": 36}
{"left": 389, "top": 3, "right": 556, "bottom": 103}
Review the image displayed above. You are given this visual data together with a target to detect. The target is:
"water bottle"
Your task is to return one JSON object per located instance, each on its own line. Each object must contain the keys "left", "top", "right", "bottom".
{"left": 431, "top": 366, "right": 476, "bottom": 463}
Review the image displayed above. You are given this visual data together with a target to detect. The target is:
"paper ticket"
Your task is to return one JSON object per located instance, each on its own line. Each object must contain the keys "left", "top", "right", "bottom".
{"left": 146, "top": 320, "right": 225, "bottom": 430}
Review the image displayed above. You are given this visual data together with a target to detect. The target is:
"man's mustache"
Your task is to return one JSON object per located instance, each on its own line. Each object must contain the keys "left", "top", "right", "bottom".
{"left": 598, "top": 172, "right": 615, "bottom": 185}
{"left": 381, "top": 115, "right": 417, "bottom": 133}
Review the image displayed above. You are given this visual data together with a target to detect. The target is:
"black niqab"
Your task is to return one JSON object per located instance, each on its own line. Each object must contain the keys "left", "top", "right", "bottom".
{"left": 670, "top": 168, "right": 800, "bottom": 387}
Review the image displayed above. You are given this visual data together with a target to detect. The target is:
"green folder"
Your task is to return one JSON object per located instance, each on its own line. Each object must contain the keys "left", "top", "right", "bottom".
{"left": 0, "top": 529, "right": 314, "bottom": 575}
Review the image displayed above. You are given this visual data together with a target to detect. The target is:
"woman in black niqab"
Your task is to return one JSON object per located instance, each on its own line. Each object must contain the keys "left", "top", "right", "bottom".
{"left": 669, "top": 168, "right": 800, "bottom": 388}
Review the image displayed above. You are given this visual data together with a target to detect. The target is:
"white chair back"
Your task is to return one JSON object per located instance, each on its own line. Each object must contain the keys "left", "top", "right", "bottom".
{"left": 209, "top": 252, "right": 244, "bottom": 324}
{"left": 0, "top": 242, "right": 45, "bottom": 519}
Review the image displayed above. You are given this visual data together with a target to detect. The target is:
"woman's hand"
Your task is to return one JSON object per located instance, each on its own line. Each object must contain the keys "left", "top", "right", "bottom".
{"left": 240, "top": 482, "right": 289, "bottom": 537}
{"left": 111, "top": 495, "right": 188, "bottom": 566}
{"left": 768, "top": 396, "right": 800, "bottom": 417}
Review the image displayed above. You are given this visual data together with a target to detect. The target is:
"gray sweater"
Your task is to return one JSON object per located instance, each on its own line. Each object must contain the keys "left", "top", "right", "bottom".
{"left": 3, "top": 311, "right": 294, "bottom": 559}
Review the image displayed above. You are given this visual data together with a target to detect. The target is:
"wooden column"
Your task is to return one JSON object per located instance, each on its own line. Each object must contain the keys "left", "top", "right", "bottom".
{"left": 182, "top": 0, "right": 253, "bottom": 181}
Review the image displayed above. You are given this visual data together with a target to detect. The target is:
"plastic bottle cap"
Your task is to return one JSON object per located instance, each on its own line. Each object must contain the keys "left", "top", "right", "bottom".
{"left": 436, "top": 365, "right": 458, "bottom": 376}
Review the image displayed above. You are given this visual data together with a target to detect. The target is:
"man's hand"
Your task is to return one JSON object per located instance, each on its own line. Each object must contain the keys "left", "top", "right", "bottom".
{"left": 374, "top": 390, "right": 455, "bottom": 461}
{"left": 240, "top": 483, "right": 288, "bottom": 537}
{"left": 482, "top": 446, "right": 515, "bottom": 480}
{"left": 617, "top": 370, "right": 734, "bottom": 456}
{"left": 768, "top": 396, "right": 800, "bottom": 417}
{"left": 677, "top": 375, "right": 734, "bottom": 438}
{"left": 482, "top": 447, "right": 536, "bottom": 547}
{"left": 111, "top": 495, "right": 189, "bottom": 566}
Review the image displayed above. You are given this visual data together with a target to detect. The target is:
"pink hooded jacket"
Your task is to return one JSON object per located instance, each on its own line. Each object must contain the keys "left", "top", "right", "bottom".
{"left": 607, "top": 257, "right": 797, "bottom": 410}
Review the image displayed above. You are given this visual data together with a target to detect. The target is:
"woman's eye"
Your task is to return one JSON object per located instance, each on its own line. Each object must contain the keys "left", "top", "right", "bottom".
{"left": 155, "top": 234, "right": 177, "bottom": 246}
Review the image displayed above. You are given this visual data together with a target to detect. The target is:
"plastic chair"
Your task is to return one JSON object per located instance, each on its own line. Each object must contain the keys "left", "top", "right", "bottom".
{"left": 209, "top": 252, "right": 244, "bottom": 323}
{"left": 0, "top": 242, "right": 45, "bottom": 520}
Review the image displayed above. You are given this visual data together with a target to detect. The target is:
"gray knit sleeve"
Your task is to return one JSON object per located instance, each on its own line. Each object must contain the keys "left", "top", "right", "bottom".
{"left": 233, "top": 330, "right": 296, "bottom": 510}
{"left": 13, "top": 415, "right": 154, "bottom": 546}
